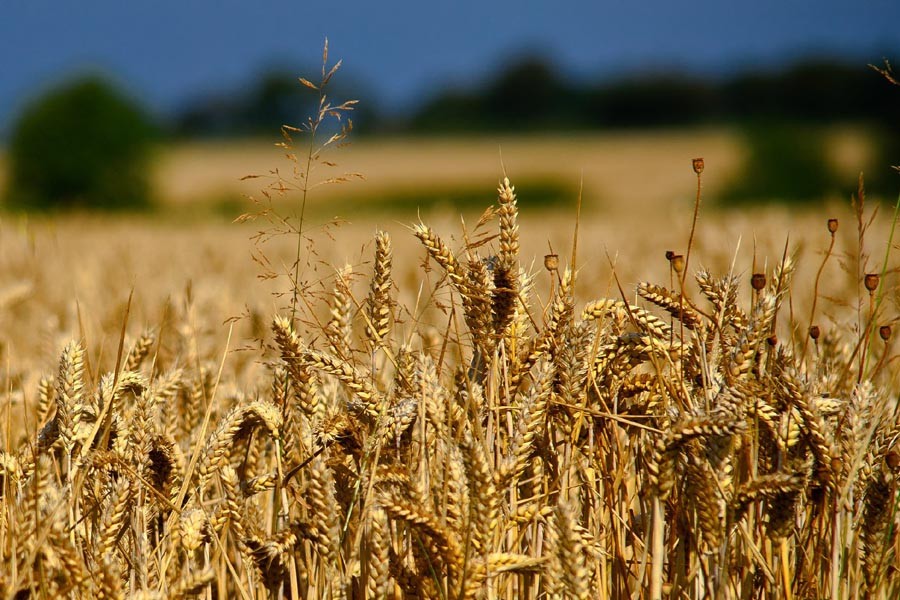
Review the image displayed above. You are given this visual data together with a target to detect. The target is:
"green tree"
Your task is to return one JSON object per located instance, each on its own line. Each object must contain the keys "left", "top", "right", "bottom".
{"left": 5, "top": 75, "right": 156, "bottom": 211}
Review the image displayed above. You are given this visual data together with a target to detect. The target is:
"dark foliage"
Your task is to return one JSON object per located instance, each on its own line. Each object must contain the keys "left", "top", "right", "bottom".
{"left": 5, "top": 75, "right": 156, "bottom": 211}
{"left": 174, "top": 68, "right": 378, "bottom": 138}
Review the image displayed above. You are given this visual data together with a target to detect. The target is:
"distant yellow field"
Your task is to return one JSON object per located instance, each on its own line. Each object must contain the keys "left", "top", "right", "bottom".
{"left": 158, "top": 127, "right": 875, "bottom": 214}
{"left": 155, "top": 129, "right": 741, "bottom": 215}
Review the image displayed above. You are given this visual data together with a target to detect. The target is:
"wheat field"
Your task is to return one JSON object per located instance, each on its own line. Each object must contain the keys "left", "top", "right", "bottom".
{"left": 0, "top": 168, "right": 898, "bottom": 598}
{"left": 0, "top": 63, "right": 899, "bottom": 598}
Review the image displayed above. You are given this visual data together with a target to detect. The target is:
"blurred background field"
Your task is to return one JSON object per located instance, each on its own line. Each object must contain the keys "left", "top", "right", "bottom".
{"left": 0, "top": 124, "right": 881, "bottom": 216}
{"left": 0, "top": 128, "right": 746, "bottom": 217}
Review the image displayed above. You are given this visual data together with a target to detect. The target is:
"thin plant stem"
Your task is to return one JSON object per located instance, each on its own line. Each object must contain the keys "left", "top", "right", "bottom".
{"left": 861, "top": 191, "right": 900, "bottom": 378}
{"left": 801, "top": 226, "right": 836, "bottom": 362}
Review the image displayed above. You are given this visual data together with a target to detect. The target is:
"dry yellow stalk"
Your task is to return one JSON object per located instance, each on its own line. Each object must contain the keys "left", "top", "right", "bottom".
{"left": 366, "top": 231, "right": 393, "bottom": 345}
{"left": 582, "top": 298, "right": 673, "bottom": 339}
{"left": 492, "top": 177, "right": 520, "bottom": 339}
{"left": 732, "top": 471, "right": 806, "bottom": 524}
{"left": 305, "top": 453, "right": 342, "bottom": 562}
{"left": 379, "top": 488, "right": 463, "bottom": 577}
{"left": 860, "top": 468, "right": 895, "bottom": 590}
{"left": 97, "top": 476, "right": 133, "bottom": 558}
{"left": 685, "top": 452, "right": 724, "bottom": 550}
{"left": 649, "top": 415, "right": 744, "bottom": 499}
{"left": 638, "top": 282, "right": 702, "bottom": 330}
{"left": 168, "top": 567, "right": 216, "bottom": 599}
{"left": 462, "top": 432, "right": 499, "bottom": 557}
{"left": 302, "top": 348, "right": 381, "bottom": 418}
{"left": 547, "top": 500, "right": 590, "bottom": 600}
{"left": 413, "top": 222, "right": 464, "bottom": 289}
{"left": 272, "top": 315, "right": 322, "bottom": 420}
{"left": 366, "top": 506, "right": 392, "bottom": 599}
{"left": 327, "top": 263, "right": 355, "bottom": 357}
{"left": 55, "top": 340, "right": 86, "bottom": 453}
{"left": 197, "top": 401, "right": 282, "bottom": 490}
{"left": 124, "top": 329, "right": 156, "bottom": 372}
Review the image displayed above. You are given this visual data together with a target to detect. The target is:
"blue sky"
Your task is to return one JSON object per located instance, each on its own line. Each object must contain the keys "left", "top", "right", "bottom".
{"left": 1, "top": 0, "right": 898, "bottom": 129}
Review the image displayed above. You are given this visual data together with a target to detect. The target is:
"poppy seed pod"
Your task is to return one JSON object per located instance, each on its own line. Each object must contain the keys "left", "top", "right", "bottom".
{"left": 809, "top": 325, "right": 821, "bottom": 340}
{"left": 692, "top": 157, "right": 704, "bottom": 174}
{"left": 544, "top": 254, "right": 559, "bottom": 272}
{"left": 670, "top": 254, "right": 685, "bottom": 274}
{"left": 751, "top": 273, "right": 766, "bottom": 291}
{"left": 864, "top": 274, "right": 880, "bottom": 292}
{"left": 827, "top": 218, "right": 838, "bottom": 234}
{"left": 879, "top": 325, "right": 891, "bottom": 341}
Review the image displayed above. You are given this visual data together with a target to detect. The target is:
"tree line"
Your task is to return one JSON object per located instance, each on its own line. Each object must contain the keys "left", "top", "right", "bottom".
{"left": 174, "top": 55, "right": 898, "bottom": 136}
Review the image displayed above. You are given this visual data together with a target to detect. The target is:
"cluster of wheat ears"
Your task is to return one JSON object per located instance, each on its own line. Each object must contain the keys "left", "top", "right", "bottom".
{"left": 1, "top": 169, "right": 898, "bottom": 599}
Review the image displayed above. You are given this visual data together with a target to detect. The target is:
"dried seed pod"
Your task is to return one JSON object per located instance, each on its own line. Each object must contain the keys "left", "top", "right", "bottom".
{"left": 766, "top": 335, "right": 778, "bottom": 347}
{"left": 751, "top": 273, "right": 767, "bottom": 291}
{"left": 827, "top": 218, "right": 838, "bottom": 234}
{"left": 670, "top": 254, "right": 685, "bottom": 274}
{"left": 692, "top": 157, "right": 705, "bottom": 174}
{"left": 664, "top": 250, "right": 675, "bottom": 261}
{"left": 809, "top": 325, "right": 821, "bottom": 340}
{"left": 885, "top": 451, "right": 900, "bottom": 471}
{"left": 544, "top": 254, "right": 559, "bottom": 272}
{"left": 879, "top": 325, "right": 892, "bottom": 341}
{"left": 865, "top": 273, "right": 880, "bottom": 292}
